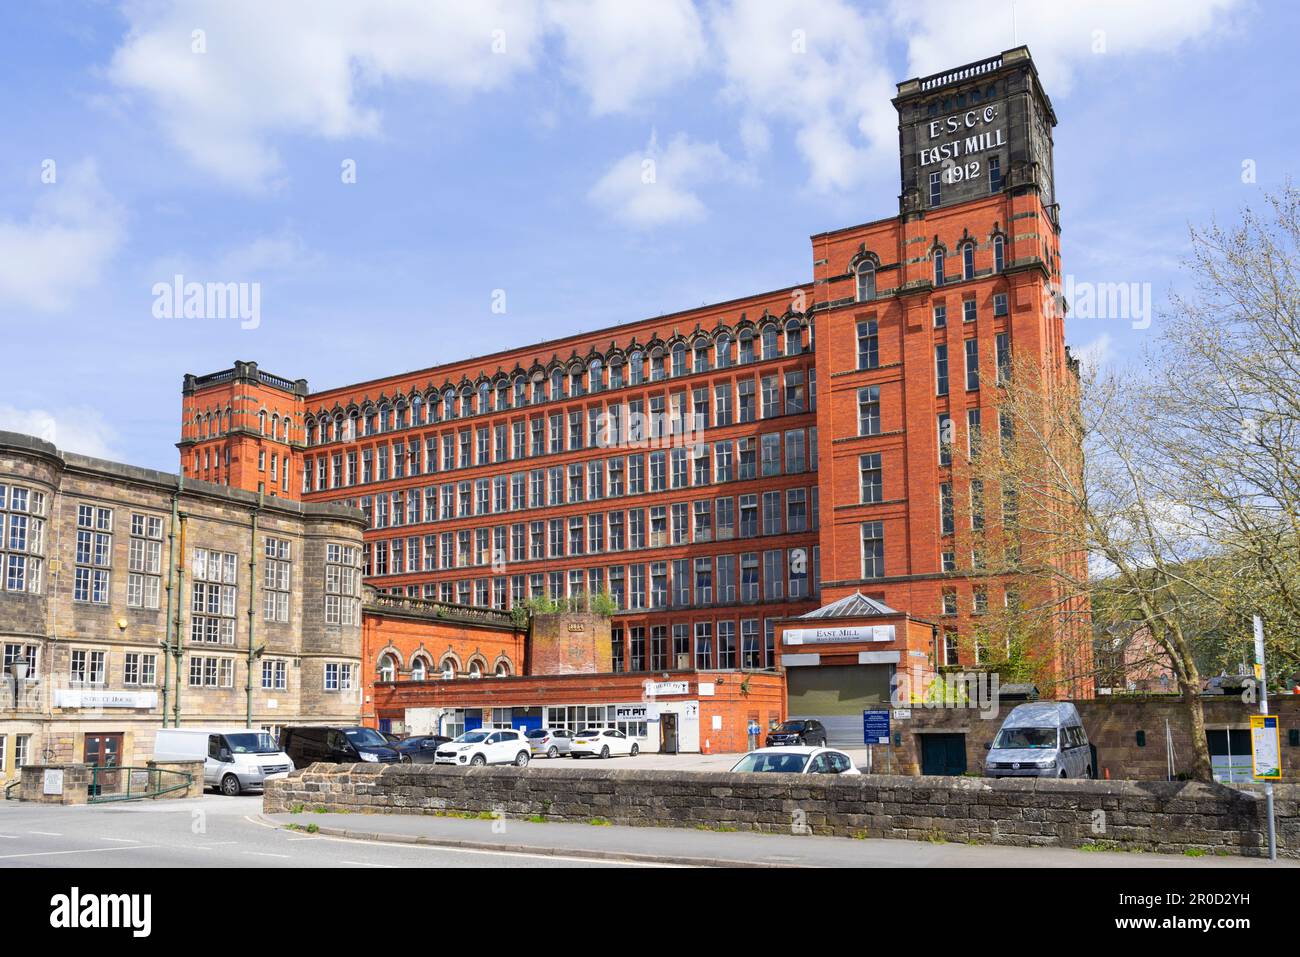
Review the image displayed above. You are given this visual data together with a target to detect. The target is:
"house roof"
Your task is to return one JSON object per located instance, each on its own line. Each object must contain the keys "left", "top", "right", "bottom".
{"left": 796, "top": 592, "right": 899, "bottom": 620}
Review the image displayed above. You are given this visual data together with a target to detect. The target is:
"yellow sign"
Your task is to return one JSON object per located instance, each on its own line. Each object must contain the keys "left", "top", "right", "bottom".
{"left": 1250, "top": 715, "right": 1282, "bottom": 780}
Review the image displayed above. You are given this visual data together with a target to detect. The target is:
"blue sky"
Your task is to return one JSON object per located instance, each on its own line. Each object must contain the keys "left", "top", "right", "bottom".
{"left": 0, "top": 0, "right": 1293, "bottom": 470}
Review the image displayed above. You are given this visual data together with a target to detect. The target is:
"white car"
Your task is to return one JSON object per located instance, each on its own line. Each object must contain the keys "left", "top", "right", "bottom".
{"left": 434, "top": 729, "right": 532, "bottom": 767}
{"left": 729, "top": 746, "right": 861, "bottom": 776}
{"left": 568, "top": 728, "right": 640, "bottom": 759}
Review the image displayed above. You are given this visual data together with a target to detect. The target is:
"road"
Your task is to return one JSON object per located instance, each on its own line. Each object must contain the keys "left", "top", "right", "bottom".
{"left": 0, "top": 795, "right": 638, "bottom": 868}
{"left": 2, "top": 792, "right": 1290, "bottom": 867}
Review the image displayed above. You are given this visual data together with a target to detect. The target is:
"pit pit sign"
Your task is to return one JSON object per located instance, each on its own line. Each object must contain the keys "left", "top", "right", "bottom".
{"left": 1250, "top": 715, "right": 1281, "bottom": 780}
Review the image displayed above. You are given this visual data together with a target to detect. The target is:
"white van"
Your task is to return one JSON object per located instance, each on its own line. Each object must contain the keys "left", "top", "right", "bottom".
{"left": 154, "top": 728, "right": 293, "bottom": 796}
{"left": 984, "top": 702, "right": 1093, "bottom": 779}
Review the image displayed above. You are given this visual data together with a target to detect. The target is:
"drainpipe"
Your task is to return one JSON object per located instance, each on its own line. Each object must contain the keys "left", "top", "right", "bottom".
{"left": 161, "top": 475, "right": 182, "bottom": 727}
{"left": 172, "top": 512, "right": 188, "bottom": 728}
{"left": 246, "top": 501, "right": 261, "bottom": 728}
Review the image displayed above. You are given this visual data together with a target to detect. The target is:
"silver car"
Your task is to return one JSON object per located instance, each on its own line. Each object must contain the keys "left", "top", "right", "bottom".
{"left": 526, "top": 727, "right": 574, "bottom": 758}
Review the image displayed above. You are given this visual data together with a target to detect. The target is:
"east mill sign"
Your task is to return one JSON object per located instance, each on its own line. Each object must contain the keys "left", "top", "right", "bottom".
{"left": 919, "top": 104, "right": 1006, "bottom": 183}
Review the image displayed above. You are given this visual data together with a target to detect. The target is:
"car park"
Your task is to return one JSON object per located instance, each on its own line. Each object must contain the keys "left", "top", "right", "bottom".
{"left": 391, "top": 735, "right": 451, "bottom": 764}
{"left": 764, "top": 719, "right": 829, "bottom": 748}
{"left": 434, "top": 729, "right": 532, "bottom": 767}
{"left": 984, "top": 702, "right": 1093, "bottom": 778}
{"left": 526, "top": 727, "right": 574, "bottom": 758}
{"left": 568, "top": 728, "right": 639, "bottom": 759}
{"left": 280, "top": 726, "right": 405, "bottom": 769}
{"left": 729, "top": 746, "right": 860, "bottom": 776}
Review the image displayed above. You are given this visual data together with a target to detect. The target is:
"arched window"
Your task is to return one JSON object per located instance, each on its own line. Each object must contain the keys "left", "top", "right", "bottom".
{"left": 715, "top": 334, "right": 731, "bottom": 368}
{"left": 856, "top": 261, "right": 876, "bottom": 302}
{"left": 467, "top": 660, "right": 483, "bottom": 679}
{"left": 439, "top": 657, "right": 457, "bottom": 680}
{"left": 305, "top": 420, "right": 316, "bottom": 445}
{"left": 761, "top": 324, "right": 779, "bottom": 359}
{"left": 378, "top": 405, "right": 391, "bottom": 433}
{"left": 513, "top": 378, "right": 527, "bottom": 407}
{"left": 993, "top": 234, "right": 1005, "bottom": 272}
{"left": 494, "top": 659, "right": 512, "bottom": 678}
{"left": 671, "top": 343, "right": 687, "bottom": 377}
{"left": 478, "top": 382, "right": 490, "bottom": 414}
{"left": 258, "top": 410, "right": 267, "bottom": 435}
{"left": 628, "top": 350, "right": 644, "bottom": 385}
{"left": 608, "top": 357, "right": 625, "bottom": 389}
{"left": 934, "top": 248, "right": 946, "bottom": 287}
{"left": 443, "top": 389, "right": 456, "bottom": 419}
{"left": 346, "top": 412, "right": 358, "bottom": 441}
{"left": 693, "top": 340, "right": 710, "bottom": 373}
{"left": 785, "top": 319, "right": 803, "bottom": 356}
{"left": 410, "top": 657, "right": 428, "bottom": 681}
{"left": 738, "top": 330, "right": 755, "bottom": 363}
{"left": 962, "top": 242, "right": 975, "bottom": 280}
{"left": 378, "top": 654, "right": 397, "bottom": 682}
{"left": 588, "top": 358, "right": 603, "bottom": 392}
{"left": 550, "top": 369, "right": 564, "bottom": 401}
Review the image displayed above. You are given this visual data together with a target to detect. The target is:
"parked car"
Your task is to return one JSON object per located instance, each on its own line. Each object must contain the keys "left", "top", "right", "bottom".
{"left": 984, "top": 702, "right": 1093, "bottom": 779}
{"left": 526, "top": 727, "right": 574, "bottom": 758}
{"left": 391, "top": 735, "right": 451, "bottom": 764}
{"left": 280, "top": 726, "right": 404, "bottom": 770}
{"left": 568, "top": 728, "right": 639, "bottom": 759}
{"left": 765, "top": 719, "right": 828, "bottom": 748}
{"left": 729, "top": 746, "right": 860, "bottom": 776}
{"left": 435, "top": 729, "right": 532, "bottom": 767}
{"left": 380, "top": 731, "right": 402, "bottom": 744}
{"left": 154, "top": 727, "right": 294, "bottom": 796}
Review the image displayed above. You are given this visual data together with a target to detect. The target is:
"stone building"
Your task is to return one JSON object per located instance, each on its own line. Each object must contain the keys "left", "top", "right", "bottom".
{"left": 0, "top": 430, "right": 365, "bottom": 779}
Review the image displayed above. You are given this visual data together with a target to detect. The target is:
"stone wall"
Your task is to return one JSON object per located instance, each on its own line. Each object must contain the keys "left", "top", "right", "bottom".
{"left": 886, "top": 694, "right": 1300, "bottom": 780}
{"left": 529, "top": 613, "right": 611, "bottom": 675}
{"left": 264, "top": 762, "right": 1299, "bottom": 858}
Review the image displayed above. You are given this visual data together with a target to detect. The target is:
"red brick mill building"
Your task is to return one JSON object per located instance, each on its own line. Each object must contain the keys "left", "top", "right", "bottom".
{"left": 175, "top": 47, "right": 1091, "bottom": 750}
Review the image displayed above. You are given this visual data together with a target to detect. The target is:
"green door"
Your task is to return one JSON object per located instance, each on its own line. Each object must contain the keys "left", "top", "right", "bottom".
{"left": 920, "top": 733, "right": 967, "bottom": 776}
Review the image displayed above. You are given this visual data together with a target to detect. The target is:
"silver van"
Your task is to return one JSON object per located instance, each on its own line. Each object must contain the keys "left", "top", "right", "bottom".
{"left": 154, "top": 728, "right": 293, "bottom": 796}
{"left": 984, "top": 702, "right": 1092, "bottom": 779}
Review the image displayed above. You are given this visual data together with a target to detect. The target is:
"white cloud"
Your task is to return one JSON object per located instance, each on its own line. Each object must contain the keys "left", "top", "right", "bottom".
{"left": 708, "top": 0, "right": 897, "bottom": 193}
{"left": 589, "top": 130, "right": 744, "bottom": 227}
{"left": 545, "top": 0, "right": 706, "bottom": 114}
{"left": 889, "top": 0, "right": 1243, "bottom": 96}
{"left": 108, "top": 0, "right": 546, "bottom": 189}
{"left": 1074, "top": 333, "right": 1113, "bottom": 374}
{"left": 0, "top": 404, "right": 120, "bottom": 459}
{"left": 0, "top": 159, "right": 124, "bottom": 311}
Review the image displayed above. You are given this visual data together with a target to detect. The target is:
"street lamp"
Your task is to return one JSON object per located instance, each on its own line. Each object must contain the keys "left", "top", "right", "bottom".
{"left": 11, "top": 653, "right": 29, "bottom": 709}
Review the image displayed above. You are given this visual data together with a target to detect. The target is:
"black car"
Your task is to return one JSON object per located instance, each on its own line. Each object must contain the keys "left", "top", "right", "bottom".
{"left": 280, "top": 726, "right": 405, "bottom": 768}
{"left": 391, "top": 735, "right": 451, "bottom": 764}
{"left": 765, "top": 719, "right": 828, "bottom": 748}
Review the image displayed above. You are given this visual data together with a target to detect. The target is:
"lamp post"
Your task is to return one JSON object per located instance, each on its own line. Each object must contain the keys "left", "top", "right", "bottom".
{"left": 11, "top": 653, "right": 29, "bottom": 709}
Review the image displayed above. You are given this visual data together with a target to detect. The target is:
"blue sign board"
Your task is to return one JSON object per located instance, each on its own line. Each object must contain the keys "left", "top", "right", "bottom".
{"left": 863, "top": 709, "right": 890, "bottom": 745}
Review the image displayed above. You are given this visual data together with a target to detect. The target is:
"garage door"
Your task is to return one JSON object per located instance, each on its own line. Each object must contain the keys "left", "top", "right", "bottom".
{"left": 786, "top": 664, "right": 893, "bottom": 747}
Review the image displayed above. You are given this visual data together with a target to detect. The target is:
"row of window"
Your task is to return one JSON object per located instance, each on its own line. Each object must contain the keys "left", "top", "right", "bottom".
{"left": 32, "top": 646, "right": 355, "bottom": 692}
{"left": 376, "top": 653, "right": 512, "bottom": 682}
{"left": 349, "top": 435, "right": 819, "bottom": 542}
{"left": 302, "top": 372, "right": 816, "bottom": 493}
{"left": 304, "top": 322, "right": 811, "bottom": 446}
{"left": 1, "top": 484, "right": 46, "bottom": 595}
{"left": 375, "top": 544, "right": 822, "bottom": 611}
{"left": 364, "top": 486, "right": 819, "bottom": 578}
{"left": 611, "top": 618, "right": 781, "bottom": 672}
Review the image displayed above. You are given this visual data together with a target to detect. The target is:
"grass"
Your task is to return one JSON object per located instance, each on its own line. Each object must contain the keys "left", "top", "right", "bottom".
{"left": 527, "top": 814, "right": 547, "bottom": 824}
{"left": 1183, "top": 847, "right": 1207, "bottom": 857}
{"left": 588, "top": 817, "right": 612, "bottom": 827}
{"left": 288, "top": 803, "right": 304, "bottom": 814}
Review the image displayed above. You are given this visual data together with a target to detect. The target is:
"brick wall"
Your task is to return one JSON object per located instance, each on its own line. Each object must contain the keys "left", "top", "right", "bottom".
{"left": 264, "top": 762, "right": 1299, "bottom": 858}
{"left": 529, "top": 613, "right": 610, "bottom": 675}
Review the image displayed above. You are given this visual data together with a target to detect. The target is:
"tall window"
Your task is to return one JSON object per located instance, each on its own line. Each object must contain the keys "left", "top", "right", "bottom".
{"left": 860, "top": 521, "right": 884, "bottom": 579}
{"left": 74, "top": 504, "right": 112, "bottom": 604}
{"left": 325, "top": 543, "right": 361, "bottom": 625}
{"left": 935, "top": 344, "right": 949, "bottom": 396}
{"left": 856, "top": 320, "right": 879, "bottom": 370}
{"left": 993, "top": 233, "right": 1005, "bottom": 271}
{"left": 938, "top": 413, "right": 953, "bottom": 466}
{"left": 929, "top": 170, "right": 941, "bottom": 207}
{"left": 857, "top": 386, "right": 881, "bottom": 436}
{"left": 263, "top": 537, "right": 291, "bottom": 622}
{"left": 859, "top": 453, "right": 882, "bottom": 504}
{"left": 940, "top": 483, "right": 955, "bottom": 535}
{"left": 965, "top": 338, "right": 981, "bottom": 391}
{"left": 192, "top": 548, "right": 237, "bottom": 645}
{"left": 127, "top": 513, "right": 163, "bottom": 609}
{"left": 962, "top": 242, "right": 975, "bottom": 280}
{"left": 856, "top": 261, "right": 876, "bottom": 302}
{"left": 2, "top": 485, "right": 45, "bottom": 595}
{"left": 989, "top": 155, "right": 1003, "bottom": 193}
{"left": 933, "top": 247, "right": 945, "bottom": 286}
{"left": 996, "top": 332, "right": 1011, "bottom": 383}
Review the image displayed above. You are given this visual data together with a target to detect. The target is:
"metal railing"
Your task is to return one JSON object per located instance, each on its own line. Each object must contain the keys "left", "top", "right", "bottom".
{"left": 86, "top": 766, "right": 193, "bottom": 804}
{"left": 3, "top": 779, "right": 19, "bottom": 801}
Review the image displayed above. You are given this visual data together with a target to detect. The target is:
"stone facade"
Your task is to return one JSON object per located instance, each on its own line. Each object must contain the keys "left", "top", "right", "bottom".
{"left": 529, "top": 612, "right": 611, "bottom": 675}
{"left": 0, "top": 430, "right": 365, "bottom": 780}
{"left": 264, "top": 762, "right": 1298, "bottom": 858}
